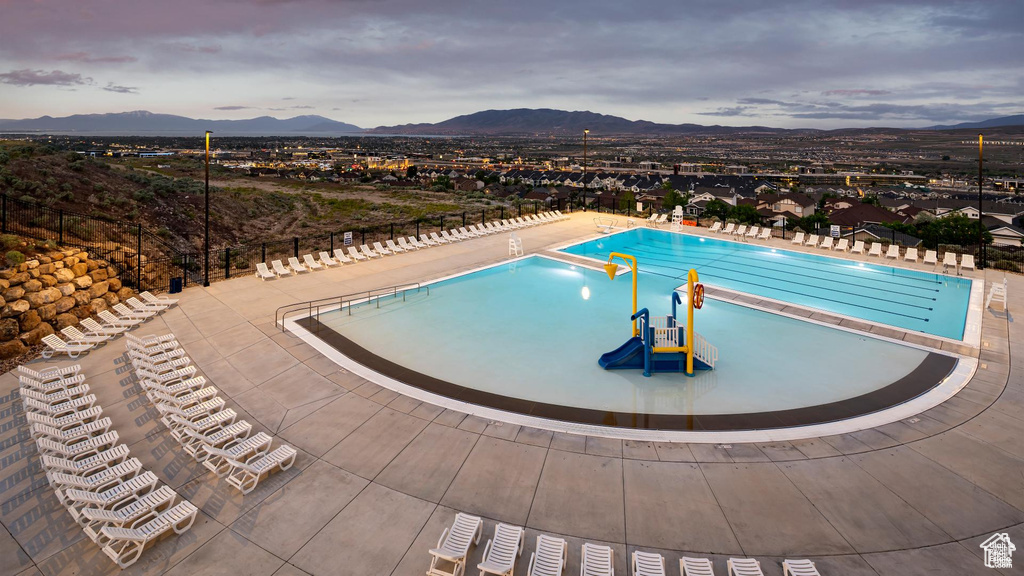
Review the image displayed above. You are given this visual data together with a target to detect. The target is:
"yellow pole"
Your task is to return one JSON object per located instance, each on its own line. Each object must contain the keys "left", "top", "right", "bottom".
{"left": 686, "top": 269, "right": 698, "bottom": 375}
{"left": 605, "top": 252, "right": 639, "bottom": 337}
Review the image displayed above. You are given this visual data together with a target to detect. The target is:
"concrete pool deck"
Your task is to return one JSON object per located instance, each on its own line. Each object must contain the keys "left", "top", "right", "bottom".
{"left": 1, "top": 213, "right": 1020, "bottom": 575}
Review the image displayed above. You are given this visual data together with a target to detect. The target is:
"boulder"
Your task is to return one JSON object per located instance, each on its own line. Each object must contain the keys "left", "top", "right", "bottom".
{"left": 72, "top": 291, "right": 92, "bottom": 306}
{"left": 37, "top": 303, "right": 57, "bottom": 322}
{"left": 54, "top": 313, "right": 79, "bottom": 330}
{"left": 0, "top": 339, "right": 27, "bottom": 359}
{"left": 71, "top": 275, "right": 92, "bottom": 290}
{"left": 3, "top": 286, "right": 24, "bottom": 301}
{"left": 86, "top": 259, "right": 99, "bottom": 272}
{"left": 37, "top": 256, "right": 51, "bottom": 265}
{"left": 107, "top": 278, "right": 122, "bottom": 291}
{"left": 26, "top": 288, "right": 62, "bottom": 307}
{"left": 2, "top": 300, "right": 30, "bottom": 317}
{"left": 102, "top": 292, "right": 119, "bottom": 306}
{"left": 62, "top": 249, "right": 76, "bottom": 257}
{"left": 8, "top": 272, "right": 29, "bottom": 286}
{"left": 55, "top": 296, "right": 76, "bottom": 313}
{"left": 107, "top": 265, "right": 119, "bottom": 278}
{"left": 71, "top": 263, "right": 88, "bottom": 277}
{"left": 25, "top": 260, "right": 39, "bottom": 269}
{"left": 0, "top": 270, "right": 14, "bottom": 280}
{"left": 20, "top": 323, "right": 54, "bottom": 346}
{"left": 39, "top": 275, "right": 58, "bottom": 288}
{"left": 0, "top": 279, "right": 8, "bottom": 290}
{"left": 37, "top": 263, "right": 56, "bottom": 275}
{"left": 117, "top": 287, "right": 135, "bottom": 302}
{"left": 54, "top": 268, "right": 75, "bottom": 283}
{"left": 72, "top": 306, "right": 92, "bottom": 319}
{"left": 53, "top": 260, "right": 64, "bottom": 269}
{"left": 88, "top": 281, "right": 109, "bottom": 299}
{"left": 64, "top": 256, "right": 78, "bottom": 267}
{"left": 19, "top": 309, "right": 41, "bottom": 331}
{"left": 89, "top": 268, "right": 108, "bottom": 282}
{"left": 56, "top": 283, "right": 75, "bottom": 297}
{"left": 0, "top": 318, "right": 20, "bottom": 341}
{"left": 22, "top": 279, "right": 42, "bottom": 293}
{"left": 51, "top": 252, "right": 64, "bottom": 261}
{"left": 78, "top": 251, "right": 89, "bottom": 260}
{"left": 88, "top": 298, "right": 108, "bottom": 314}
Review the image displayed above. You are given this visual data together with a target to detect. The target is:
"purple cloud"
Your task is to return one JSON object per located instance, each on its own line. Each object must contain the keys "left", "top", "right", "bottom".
{"left": 56, "top": 52, "right": 137, "bottom": 64}
{"left": 103, "top": 83, "right": 138, "bottom": 94}
{"left": 214, "top": 105, "right": 254, "bottom": 110}
{"left": 821, "top": 89, "right": 891, "bottom": 96}
{"left": 0, "top": 69, "right": 91, "bottom": 86}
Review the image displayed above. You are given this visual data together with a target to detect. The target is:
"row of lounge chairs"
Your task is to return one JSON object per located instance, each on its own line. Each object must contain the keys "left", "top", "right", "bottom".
{"left": 17, "top": 363, "right": 197, "bottom": 568}
{"left": 41, "top": 292, "right": 178, "bottom": 358}
{"left": 256, "top": 211, "right": 569, "bottom": 280}
{"left": 788, "top": 233, "right": 977, "bottom": 272}
{"left": 427, "top": 513, "right": 822, "bottom": 576}
{"left": 125, "top": 332, "right": 297, "bottom": 494}
{"left": 709, "top": 221, "right": 773, "bottom": 241}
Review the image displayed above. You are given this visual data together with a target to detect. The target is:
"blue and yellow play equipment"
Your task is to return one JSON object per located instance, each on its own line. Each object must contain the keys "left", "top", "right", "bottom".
{"left": 598, "top": 252, "right": 717, "bottom": 376}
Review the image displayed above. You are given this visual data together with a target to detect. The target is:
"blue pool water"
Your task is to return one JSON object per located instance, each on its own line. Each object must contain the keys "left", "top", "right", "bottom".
{"left": 317, "top": 257, "right": 934, "bottom": 415}
{"left": 561, "top": 228, "right": 972, "bottom": 340}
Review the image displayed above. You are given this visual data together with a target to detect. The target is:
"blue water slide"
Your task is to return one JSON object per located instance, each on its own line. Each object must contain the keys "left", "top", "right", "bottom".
{"left": 598, "top": 337, "right": 645, "bottom": 369}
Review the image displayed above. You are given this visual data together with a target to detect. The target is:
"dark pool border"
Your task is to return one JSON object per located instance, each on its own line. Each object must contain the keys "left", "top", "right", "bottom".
{"left": 297, "top": 315, "right": 958, "bottom": 431}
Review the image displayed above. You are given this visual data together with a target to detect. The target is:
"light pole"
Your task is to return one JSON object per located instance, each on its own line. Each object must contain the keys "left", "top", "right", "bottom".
{"left": 583, "top": 128, "right": 589, "bottom": 212}
{"left": 204, "top": 130, "right": 212, "bottom": 287}
{"left": 978, "top": 133, "right": 985, "bottom": 269}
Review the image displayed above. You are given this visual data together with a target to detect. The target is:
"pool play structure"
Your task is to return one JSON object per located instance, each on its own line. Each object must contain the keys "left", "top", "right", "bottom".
{"left": 598, "top": 252, "right": 717, "bottom": 376}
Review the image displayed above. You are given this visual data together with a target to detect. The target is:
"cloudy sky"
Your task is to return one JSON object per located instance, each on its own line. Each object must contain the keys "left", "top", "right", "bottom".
{"left": 0, "top": 0, "right": 1021, "bottom": 129}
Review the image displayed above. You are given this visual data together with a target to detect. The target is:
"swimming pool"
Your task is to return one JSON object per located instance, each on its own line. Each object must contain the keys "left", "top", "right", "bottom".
{"left": 560, "top": 228, "right": 972, "bottom": 340}
{"left": 301, "top": 256, "right": 957, "bottom": 431}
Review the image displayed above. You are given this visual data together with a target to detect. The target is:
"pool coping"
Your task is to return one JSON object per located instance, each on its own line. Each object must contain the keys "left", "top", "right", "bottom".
{"left": 282, "top": 254, "right": 979, "bottom": 443}
{"left": 552, "top": 226, "right": 983, "bottom": 349}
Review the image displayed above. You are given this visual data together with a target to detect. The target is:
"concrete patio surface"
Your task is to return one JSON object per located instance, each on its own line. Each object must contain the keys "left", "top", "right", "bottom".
{"left": 1, "top": 212, "right": 1020, "bottom": 576}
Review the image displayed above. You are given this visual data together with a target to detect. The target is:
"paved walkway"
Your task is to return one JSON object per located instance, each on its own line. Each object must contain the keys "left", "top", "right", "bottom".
{"left": 1, "top": 214, "right": 1020, "bottom": 576}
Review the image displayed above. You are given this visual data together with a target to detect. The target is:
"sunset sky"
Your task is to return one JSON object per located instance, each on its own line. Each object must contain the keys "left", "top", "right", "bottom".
{"left": 0, "top": 0, "right": 1021, "bottom": 129}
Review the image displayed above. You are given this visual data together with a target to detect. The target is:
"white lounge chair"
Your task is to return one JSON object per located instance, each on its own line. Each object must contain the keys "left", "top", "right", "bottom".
{"left": 707, "top": 221, "right": 722, "bottom": 233}
{"left": 850, "top": 240, "right": 865, "bottom": 254}
{"left": 633, "top": 551, "right": 666, "bottom": 576}
{"left": 17, "top": 364, "right": 80, "bottom": 385}
{"left": 942, "top": 251, "right": 957, "bottom": 272}
{"left": 333, "top": 248, "right": 354, "bottom": 264}
{"left": 756, "top": 228, "right": 772, "bottom": 241}
{"left": 721, "top": 223, "right": 736, "bottom": 235}
{"left": 527, "top": 534, "right": 567, "bottom": 576}
{"left": 319, "top": 251, "right": 340, "bottom": 267}
{"left": 42, "top": 334, "right": 93, "bottom": 359}
{"left": 867, "top": 242, "right": 883, "bottom": 257}
{"left": 431, "top": 232, "right": 448, "bottom": 245}
{"left": 477, "top": 523, "right": 524, "bottom": 576}
{"left": 179, "top": 420, "right": 253, "bottom": 461}
{"left": 727, "top": 558, "right": 763, "bottom": 576}
{"left": 804, "top": 234, "right": 819, "bottom": 247}
{"left": 653, "top": 214, "right": 669, "bottom": 227}
{"left": 819, "top": 236, "right": 834, "bottom": 250}
{"left": 372, "top": 242, "right": 393, "bottom": 256}
{"left": 222, "top": 444, "right": 297, "bottom": 494}
{"left": 421, "top": 234, "right": 439, "bottom": 246}
{"left": 23, "top": 394, "right": 97, "bottom": 418}
{"left": 397, "top": 237, "right": 416, "bottom": 251}
{"left": 385, "top": 239, "right": 405, "bottom": 253}
{"left": 923, "top": 250, "right": 938, "bottom": 265}
{"left": 113, "top": 303, "right": 154, "bottom": 321}
{"left": 80, "top": 484, "right": 178, "bottom": 543}
{"left": 126, "top": 297, "right": 164, "bottom": 315}
{"left": 961, "top": 254, "right": 975, "bottom": 271}
{"left": 554, "top": 210, "right": 568, "bottom": 220}
{"left": 99, "top": 500, "right": 198, "bottom": 568}
{"left": 202, "top": 431, "right": 273, "bottom": 475}
{"left": 745, "top": 226, "right": 759, "bottom": 239}
{"left": 24, "top": 405, "right": 100, "bottom": 432}
{"left": 49, "top": 458, "right": 142, "bottom": 504}
{"left": 680, "top": 556, "right": 715, "bottom": 576}
{"left": 834, "top": 238, "right": 849, "bottom": 251}
{"left": 20, "top": 383, "right": 91, "bottom": 409}
{"left": 904, "top": 247, "right": 919, "bottom": 262}
{"left": 782, "top": 559, "right": 820, "bottom": 576}
{"left": 256, "top": 262, "right": 276, "bottom": 280}
{"left": 457, "top": 227, "right": 477, "bottom": 238}
{"left": 271, "top": 259, "right": 292, "bottom": 276}
{"left": 441, "top": 230, "right": 459, "bottom": 243}
{"left": 348, "top": 246, "right": 368, "bottom": 261}
{"left": 790, "top": 232, "right": 804, "bottom": 245}
{"left": 733, "top": 224, "right": 748, "bottom": 237}
{"left": 303, "top": 254, "right": 324, "bottom": 271}
{"left": 427, "top": 512, "right": 483, "bottom": 576}
{"left": 60, "top": 326, "right": 109, "bottom": 347}
{"left": 408, "top": 236, "right": 428, "bottom": 249}
{"left": 884, "top": 244, "right": 900, "bottom": 259}
{"left": 37, "top": 431, "right": 119, "bottom": 461}
{"left": 30, "top": 417, "right": 111, "bottom": 446}
{"left": 359, "top": 244, "right": 381, "bottom": 258}
{"left": 41, "top": 444, "right": 130, "bottom": 477}
{"left": 140, "top": 291, "right": 178, "bottom": 308}
{"left": 288, "top": 256, "right": 309, "bottom": 272}
{"left": 581, "top": 543, "right": 614, "bottom": 576}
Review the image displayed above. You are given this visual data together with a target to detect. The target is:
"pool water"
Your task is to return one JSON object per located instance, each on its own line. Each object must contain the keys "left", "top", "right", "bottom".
{"left": 561, "top": 228, "right": 972, "bottom": 340}
{"left": 317, "top": 257, "right": 936, "bottom": 416}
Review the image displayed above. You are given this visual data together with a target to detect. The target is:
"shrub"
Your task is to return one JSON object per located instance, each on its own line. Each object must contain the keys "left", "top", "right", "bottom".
{"left": 993, "top": 260, "right": 1020, "bottom": 272}
{"left": 0, "top": 234, "right": 20, "bottom": 250}
{"left": 6, "top": 250, "right": 25, "bottom": 266}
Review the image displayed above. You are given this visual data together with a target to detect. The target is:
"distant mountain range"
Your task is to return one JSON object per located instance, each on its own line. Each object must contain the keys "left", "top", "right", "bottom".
{"left": 926, "top": 115, "right": 1024, "bottom": 130}
{"left": 1, "top": 109, "right": 1021, "bottom": 136}
{"left": 368, "top": 108, "right": 792, "bottom": 135}
{"left": 0, "top": 111, "right": 363, "bottom": 135}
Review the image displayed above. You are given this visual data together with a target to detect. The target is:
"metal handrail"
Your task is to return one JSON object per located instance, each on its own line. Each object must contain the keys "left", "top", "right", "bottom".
{"left": 275, "top": 282, "right": 428, "bottom": 330}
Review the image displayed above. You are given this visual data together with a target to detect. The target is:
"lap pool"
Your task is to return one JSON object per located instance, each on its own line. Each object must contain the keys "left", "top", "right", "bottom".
{"left": 297, "top": 256, "right": 960, "bottom": 431}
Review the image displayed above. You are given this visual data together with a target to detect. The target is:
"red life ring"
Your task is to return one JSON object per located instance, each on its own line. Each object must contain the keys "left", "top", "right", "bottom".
{"left": 693, "top": 283, "right": 705, "bottom": 309}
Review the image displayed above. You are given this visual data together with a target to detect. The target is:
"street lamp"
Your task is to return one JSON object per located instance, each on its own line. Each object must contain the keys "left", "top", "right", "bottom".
{"left": 583, "top": 128, "right": 589, "bottom": 212}
{"left": 978, "top": 133, "right": 985, "bottom": 269}
{"left": 204, "top": 130, "right": 212, "bottom": 287}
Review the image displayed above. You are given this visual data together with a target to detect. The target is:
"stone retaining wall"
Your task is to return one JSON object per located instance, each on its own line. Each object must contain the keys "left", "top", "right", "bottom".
{"left": 0, "top": 249, "right": 135, "bottom": 359}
